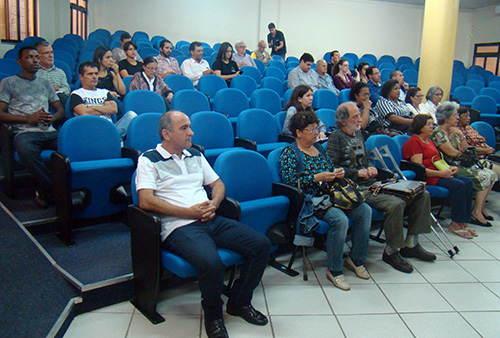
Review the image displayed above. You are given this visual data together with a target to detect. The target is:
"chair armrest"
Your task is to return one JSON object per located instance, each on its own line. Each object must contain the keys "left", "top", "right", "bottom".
{"left": 272, "top": 182, "right": 303, "bottom": 229}
{"left": 234, "top": 137, "right": 257, "bottom": 151}
{"left": 216, "top": 196, "right": 241, "bottom": 220}
{"left": 122, "top": 146, "right": 141, "bottom": 167}
{"left": 51, "top": 151, "right": 73, "bottom": 245}
{"left": 278, "top": 134, "right": 295, "bottom": 143}
{"left": 1, "top": 123, "right": 16, "bottom": 197}
{"left": 191, "top": 143, "right": 205, "bottom": 154}
{"left": 400, "top": 160, "right": 426, "bottom": 181}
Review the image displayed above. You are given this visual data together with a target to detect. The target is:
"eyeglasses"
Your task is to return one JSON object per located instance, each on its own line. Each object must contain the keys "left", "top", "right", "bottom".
{"left": 145, "top": 67, "right": 158, "bottom": 71}
{"left": 303, "top": 126, "right": 320, "bottom": 133}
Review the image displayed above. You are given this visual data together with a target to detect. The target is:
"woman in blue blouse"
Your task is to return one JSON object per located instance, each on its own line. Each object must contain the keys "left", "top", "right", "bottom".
{"left": 279, "top": 110, "right": 372, "bottom": 291}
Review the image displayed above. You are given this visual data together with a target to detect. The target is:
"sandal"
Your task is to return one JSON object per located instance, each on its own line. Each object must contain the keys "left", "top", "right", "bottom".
{"left": 449, "top": 225, "right": 473, "bottom": 239}
{"left": 483, "top": 214, "right": 494, "bottom": 221}
{"left": 470, "top": 216, "right": 492, "bottom": 227}
{"left": 466, "top": 227, "right": 478, "bottom": 237}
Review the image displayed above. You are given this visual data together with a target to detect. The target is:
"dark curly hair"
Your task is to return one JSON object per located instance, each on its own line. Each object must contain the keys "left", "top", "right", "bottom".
{"left": 289, "top": 110, "right": 320, "bottom": 137}
{"left": 410, "top": 114, "right": 433, "bottom": 134}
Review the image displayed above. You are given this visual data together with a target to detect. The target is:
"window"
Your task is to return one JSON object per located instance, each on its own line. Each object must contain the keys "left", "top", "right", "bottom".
{"left": 473, "top": 43, "right": 500, "bottom": 76}
{"left": 70, "top": 0, "right": 87, "bottom": 39}
{"left": 0, "top": 0, "right": 38, "bottom": 42}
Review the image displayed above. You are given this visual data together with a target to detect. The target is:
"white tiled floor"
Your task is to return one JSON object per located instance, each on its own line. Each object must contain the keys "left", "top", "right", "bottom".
{"left": 64, "top": 192, "right": 500, "bottom": 338}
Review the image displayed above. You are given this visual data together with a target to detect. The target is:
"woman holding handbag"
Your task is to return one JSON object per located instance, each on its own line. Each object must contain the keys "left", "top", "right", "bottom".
{"left": 430, "top": 102, "right": 497, "bottom": 227}
{"left": 402, "top": 114, "right": 475, "bottom": 239}
{"left": 279, "top": 110, "right": 372, "bottom": 291}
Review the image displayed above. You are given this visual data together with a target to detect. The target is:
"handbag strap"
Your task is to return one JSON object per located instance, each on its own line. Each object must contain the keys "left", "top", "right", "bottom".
{"left": 289, "top": 141, "right": 329, "bottom": 174}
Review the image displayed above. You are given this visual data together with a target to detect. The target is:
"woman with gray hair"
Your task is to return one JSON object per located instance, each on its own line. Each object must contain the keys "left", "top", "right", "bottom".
{"left": 430, "top": 101, "right": 497, "bottom": 229}
{"left": 419, "top": 85, "right": 443, "bottom": 123}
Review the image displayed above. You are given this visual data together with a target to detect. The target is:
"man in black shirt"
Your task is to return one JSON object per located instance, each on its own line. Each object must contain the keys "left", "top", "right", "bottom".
{"left": 267, "top": 23, "right": 286, "bottom": 59}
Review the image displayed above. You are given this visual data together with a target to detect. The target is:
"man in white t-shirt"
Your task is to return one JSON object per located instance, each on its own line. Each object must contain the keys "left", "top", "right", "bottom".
{"left": 136, "top": 111, "right": 271, "bottom": 338}
{"left": 180, "top": 41, "right": 212, "bottom": 86}
{"left": 69, "top": 61, "right": 136, "bottom": 139}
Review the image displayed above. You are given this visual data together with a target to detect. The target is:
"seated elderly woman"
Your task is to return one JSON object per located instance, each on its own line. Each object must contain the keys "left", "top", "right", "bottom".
{"left": 354, "top": 61, "right": 369, "bottom": 83}
{"left": 283, "top": 85, "right": 327, "bottom": 138}
{"left": 402, "top": 114, "right": 475, "bottom": 239}
{"left": 332, "top": 59, "right": 356, "bottom": 90}
{"left": 212, "top": 42, "right": 241, "bottom": 85}
{"left": 279, "top": 110, "right": 372, "bottom": 291}
{"left": 405, "top": 87, "right": 424, "bottom": 116}
{"left": 118, "top": 41, "right": 144, "bottom": 78}
{"left": 129, "top": 57, "right": 174, "bottom": 109}
{"left": 93, "top": 46, "right": 126, "bottom": 99}
{"left": 374, "top": 79, "right": 413, "bottom": 133}
{"left": 457, "top": 106, "right": 500, "bottom": 180}
{"left": 419, "top": 85, "right": 443, "bottom": 123}
{"left": 430, "top": 101, "right": 497, "bottom": 227}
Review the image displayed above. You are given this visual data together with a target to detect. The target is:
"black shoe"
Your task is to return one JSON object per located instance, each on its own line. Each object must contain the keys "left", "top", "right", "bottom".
{"left": 227, "top": 303, "right": 268, "bottom": 326}
{"left": 204, "top": 319, "right": 228, "bottom": 338}
{"left": 400, "top": 244, "right": 437, "bottom": 262}
{"left": 470, "top": 216, "right": 492, "bottom": 227}
{"left": 484, "top": 215, "right": 494, "bottom": 221}
{"left": 35, "top": 190, "right": 50, "bottom": 208}
{"left": 382, "top": 251, "right": 413, "bottom": 273}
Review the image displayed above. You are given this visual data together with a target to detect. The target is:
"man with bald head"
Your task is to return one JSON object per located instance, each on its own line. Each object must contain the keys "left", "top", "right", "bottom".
{"left": 251, "top": 40, "right": 271, "bottom": 65}
{"left": 326, "top": 102, "right": 435, "bottom": 274}
{"left": 136, "top": 111, "right": 271, "bottom": 338}
{"left": 316, "top": 59, "right": 339, "bottom": 95}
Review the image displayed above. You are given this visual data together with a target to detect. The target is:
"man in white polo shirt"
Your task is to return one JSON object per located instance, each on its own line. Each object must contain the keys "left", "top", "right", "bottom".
{"left": 135, "top": 111, "right": 271, "bottom": 338}
{"left": 69, "top": 61, "right": 136, "bottom": 139}
{"left": 180, "top": 41, "right": 212, "bottom": 86}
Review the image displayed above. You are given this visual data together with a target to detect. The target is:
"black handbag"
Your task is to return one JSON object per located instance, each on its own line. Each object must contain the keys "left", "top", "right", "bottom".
{"left": 457, "top": 147, "right": 482, "bottom": 168}
{"left": 369, "top": 178, "right": 426, "bottom": 201}
{"left": 320, "top": 178, "right": 366, "bottom": 210}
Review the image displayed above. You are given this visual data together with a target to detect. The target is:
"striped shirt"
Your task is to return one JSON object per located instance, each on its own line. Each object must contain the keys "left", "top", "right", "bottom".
{"left": 374, "top": 97, "right": 413, "bottom": 127}
{"left": 37, "top": 65, "right": 71, "bottom": 96}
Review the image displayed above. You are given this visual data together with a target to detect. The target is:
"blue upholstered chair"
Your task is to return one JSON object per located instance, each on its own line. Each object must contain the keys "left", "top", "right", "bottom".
{"left": 163, "top": 74, "right": 195, "bottom": 92}
{"left": 236, "top": 109, "right": 290, "bottom": 157}
{"left": 123, "top": 90, "right": 166, "bottom": 115}
{"left": 213, "top": 88, "right": 249, "bottom": 126}
{"left": 452, "top": 86, "right": 476, "bottom": 107}
{"left": 260, "top": 76, "right": 286, "bottom": 98}
{"left": 240, "top": 66, "right": 262, "bottom": 86}
{"left": 197, "top": 74, "right": 227, "bottom": 106}
{"left": 52, "top": 116, "right": 136, "bottom": 245}
{"left": 250, "top": 88, "right": 283, "bottom": 115}
{"left": 124, "top": 112, "right": 162, "bottom": 153}
{"left": 338, "top": 89, "right": 351, "bottom": 104}
{"left": 170, "top": 89, "right": 210, "bottom": 117}
{"left": 230, "top": 75, "right": 258, "bottom": 98}
{"left": 315, "top": 108, "right": 336, "bottom": 133}
{"left": 312, "top": 89, "right": 339, "bottom": 110}
{"left": 263, "top": 67, "right": 285, "bottom": 82}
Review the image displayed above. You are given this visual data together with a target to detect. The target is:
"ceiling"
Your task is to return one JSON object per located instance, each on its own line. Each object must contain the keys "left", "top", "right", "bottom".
{"left": 365, "top": 0, "right": 500, "bottom": 10}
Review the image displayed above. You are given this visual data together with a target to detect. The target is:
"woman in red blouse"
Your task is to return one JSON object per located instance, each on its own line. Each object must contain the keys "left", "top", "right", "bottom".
{"left": 402, "top": 114, "right": 475, "bottom": 239}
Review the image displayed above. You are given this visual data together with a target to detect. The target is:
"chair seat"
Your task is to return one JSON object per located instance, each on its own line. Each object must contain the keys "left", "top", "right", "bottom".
{"left": 402, "top": 170, "right": 416, "bottom": 180}
{"left": 13, "top": 149, "right": 54, "bottom": 163}
{"left": 161, "top": 248, "right": 244, "bottom": 279}
{"left": 240, "top": 196, "right": 290, "bottom": 235}
{"left": 426, "top": 185, "right": 450, "bottom": 198}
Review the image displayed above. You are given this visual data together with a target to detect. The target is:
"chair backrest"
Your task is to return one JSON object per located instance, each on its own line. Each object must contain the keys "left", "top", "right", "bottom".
{"left": 164, "top": 74, "right": 195, "bottom": 92}
{"left": 250, "top": 88, "right": 282, "bottom": 115}
{"left": 53, "top": 50, "right": 75, "bottom": 70}
{"left": 452, "top": 72, "right": 465, "bottom": 85}
{"left": 138, "top": 47, "right": 159, "bottom": 59}
{"left": 197, "top": 74, "right": 227, "bottom": 100}
{"left": 263, "top": 66, "right": 285, "bottom": 82}
{"left": 488, "top": 75, "right": 500, "bottom": 85}
{"left": 123, "top": 89, "right": 166, "bottom": 115}
{"left": 267, "top": 147, "right": 287, "bottom": 183}
{"left": 254, "top": 59, "right": 265, "bottom": 75}
{"left": 175, "top": 55, "right": 189, "bottom": 66}
{"left": 392, "top": 134, "right": 411, "bottom": 152}
{"left": 260, "top": 76, "right": 285, "bottom": 97}
{"left": 53, "top": 60, "right": 72, "bottom": 84}
{"left": 479, "top": 87, "right": 500, "bottom": 104}
{"left": 122, "top": 76, "right": 133, "bottom": 93}
{"left": 399, "top": 64, "right": 415, "bottom": 72}
{"left": 490, "top": 81, "right": 500, "bottom": 92}
{"left": 151, "top": 35, "right": 166, "bottom": 48}
{"left": 275, "top": 110, "right": 287, "bottom": 131}
{"left": 124, "top": 112, "right": 162, "bottom": 151}
{"left": 0, "top": 59, "right": 21, "bottom": 76}
{"left": 58, "top": 115, "right": 122, "bottom": 162}
{"left": 132, "top": 31, "right": 149, "bottom": 42}
{"left": 213, "top": 88, "right": 249, "bottom": 118}
{"left": 396, "top": 56, "right": 413, "bottom": 68}
{"left": 315, "top": 108, "right": 336, "bottom": 132}
{"left": 450, "top": 78, "right": 461, "bottom": 94}
{"left": 230, "top": 75, "right": 258, "bottom": 98}
{"left": 237, "top": 108, "right": 280, "bottom": 144}
{"left": 365, "top": 134, "right": 401, "bottom": 170}
{"left": 240, "top": 66, "right": 262, "bottom": 85}
{"left": 78, "top": 51, "right": 95, "bottom": 63}
{"left": 52, "top": 42, "right": 78, "bottom": 58}
{"left": 191, "top": 111, "right": 234, "bottom": 149}
{"left": 180, "top": 45, "right": 190, "bottom": 56}
{"left": 466, "top": 79, "right": 485, "bottom": 94}
{"left": 380, "top": 69, "right": 392, "bottom": 83}
{"left": 175, "top": 40, "right": 190, "bottom": 50}
{"left": 360, "top": 54, "right": 377, "bottom": 66}
{"left": 214, "top": 149, "right": 273, "bottom": 202}
{"left": 402, "top": 69, "right": 418, "bottom": 84}
{"left": 467, "top": 73, "right": 484, "bottom": 82}
{"left": 378, "top": 63, "right": 396, "bottom": 71}
{"left": 338, "top": 89, "right": 351, "bottom": 104}
{"left": 267, "top": 60, "right": 285, "bottom": 73}
{"left": 378, "top": 55, "right": 396, "bottom": 66}
{"left": 343, "top": 53, "right": 359, "bottom": 66}
{"left": 283, "top": 88, "right": 294, "bottom": 107}
{"left": 171, "top": 89, "right": 210, "bottom": 116}
{"left": 471, "top": 95, "right": 497, "bottom": 115}
{"left": 452, "top": 86, "right": 476, "bottom": 103}
{"left": 312, "top": 89, "right": 339, "bottom": 110}
{"left": 470, "top": 121, "right": 496, "bottom": 148}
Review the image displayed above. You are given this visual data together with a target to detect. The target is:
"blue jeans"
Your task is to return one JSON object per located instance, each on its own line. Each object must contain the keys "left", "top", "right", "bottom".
{"left": 436, "top": 175, "right": 473, "bottom": 223}
{"left": 320, "top": 202, "right": 372, "bottom": 273}
{"left": 115, "top": 110, "right": 137, "bottom": 139}
{"left": 13, "top": 131, "right": 58, "bottom": 192}
{"left": 162, "top": 216, "right": 271, "bottom": 321}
